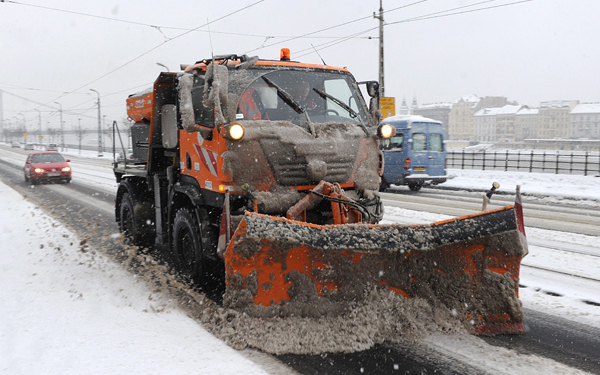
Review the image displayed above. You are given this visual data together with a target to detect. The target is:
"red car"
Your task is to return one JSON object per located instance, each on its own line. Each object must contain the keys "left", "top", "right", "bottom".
{"left": 24, "top": 151, "right": 72, "bottom": 184}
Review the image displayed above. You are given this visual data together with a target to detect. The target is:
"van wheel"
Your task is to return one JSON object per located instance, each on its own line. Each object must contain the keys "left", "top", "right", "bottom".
{"left": 408, "top": 182, "right": 423, "bottom": 191}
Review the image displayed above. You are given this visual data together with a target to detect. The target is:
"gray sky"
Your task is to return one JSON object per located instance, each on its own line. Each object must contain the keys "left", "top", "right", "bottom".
{"left": 1, "top": 0, "right": 598, "bottom": 131}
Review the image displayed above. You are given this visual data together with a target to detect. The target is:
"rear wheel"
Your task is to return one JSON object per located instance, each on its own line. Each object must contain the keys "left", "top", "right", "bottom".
{"left": 120, "top": 192, "right": 152, "bottom": 247}
{"left": 408, "top": 182, "right": 423, "bottom": 191}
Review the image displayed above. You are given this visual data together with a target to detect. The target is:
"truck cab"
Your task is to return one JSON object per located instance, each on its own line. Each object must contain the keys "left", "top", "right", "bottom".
{"left": 379, "top": 115, "right": 447, "bottom": 191}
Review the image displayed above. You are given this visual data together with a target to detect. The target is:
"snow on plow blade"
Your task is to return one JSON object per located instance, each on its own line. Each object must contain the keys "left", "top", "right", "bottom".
{"left": 224, "top": 205, "right": 528, "bottom": 335}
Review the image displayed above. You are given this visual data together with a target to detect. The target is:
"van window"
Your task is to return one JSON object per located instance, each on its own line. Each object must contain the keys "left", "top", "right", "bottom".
{"left": 412, "top": 133, "right": 426, "bottom": 151}
{"left": 430, "top": 134, "right": 443, "bottom": 152}
{"left": 380, "top": 133, "right": 404, "bottom": 151}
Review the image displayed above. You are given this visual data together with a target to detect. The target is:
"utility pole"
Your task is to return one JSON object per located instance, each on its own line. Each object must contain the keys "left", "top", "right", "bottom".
{"left": 374, "top": 0, "right": 385, "bottom": 97}
{"left": 54, "top": 102, "right": 65, "bottom": 150}
{"left": 90, "top": 89, "right": 103, "bottom": 157}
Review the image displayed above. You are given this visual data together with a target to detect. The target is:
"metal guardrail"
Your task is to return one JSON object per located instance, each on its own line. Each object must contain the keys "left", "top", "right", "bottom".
{"left": 448, "top": 149, "right": 600, "bottom": 176}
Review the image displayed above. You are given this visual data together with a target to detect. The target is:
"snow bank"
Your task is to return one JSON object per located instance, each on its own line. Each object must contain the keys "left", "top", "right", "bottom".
{"left": 0, "top": 182, "right": 281, "bottom": 375}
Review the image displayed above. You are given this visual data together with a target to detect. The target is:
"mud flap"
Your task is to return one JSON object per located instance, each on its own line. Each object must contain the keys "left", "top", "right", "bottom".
{"left": 223, "top": 205, "right": 527, "bottom": 335}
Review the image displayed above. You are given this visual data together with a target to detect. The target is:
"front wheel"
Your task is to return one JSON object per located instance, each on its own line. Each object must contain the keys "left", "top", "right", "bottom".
{"left": 173, "top": 208, "right": 204, "bottom": 282}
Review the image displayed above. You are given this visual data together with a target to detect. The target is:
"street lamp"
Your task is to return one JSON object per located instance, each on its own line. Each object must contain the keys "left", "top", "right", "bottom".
{"left": 89, "top": 89, "right": 103, "bottom": 157}
{"left": 34, "top": 109, "right": 42, "bottom": 145}
{"left": 53, "top": 102, "right": 65, "bottom": 150}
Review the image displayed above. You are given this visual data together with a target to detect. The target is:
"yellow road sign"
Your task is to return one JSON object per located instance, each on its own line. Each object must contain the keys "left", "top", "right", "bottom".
{"left": 380, "top": 97, "right": 395, "bottom": 118}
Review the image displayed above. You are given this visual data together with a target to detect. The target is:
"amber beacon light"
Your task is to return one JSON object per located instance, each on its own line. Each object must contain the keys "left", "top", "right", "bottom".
{"left": 280, "top": 48, "right": 291, "bottom": 61}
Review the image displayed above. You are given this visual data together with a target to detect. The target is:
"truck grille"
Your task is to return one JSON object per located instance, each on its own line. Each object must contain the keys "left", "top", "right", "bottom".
{"left": 260, "top": 139, "right": 357, "bottom": 185}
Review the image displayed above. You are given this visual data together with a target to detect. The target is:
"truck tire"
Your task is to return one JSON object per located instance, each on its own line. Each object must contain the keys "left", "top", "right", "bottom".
{"left": 408, "top": 182, "right": 423, "bottom": 191}
{"left": 173, "top": 207, "right": 204, "bottom": 282}
{"left": 120, "top": 192, "right": 152, "bottom": 247}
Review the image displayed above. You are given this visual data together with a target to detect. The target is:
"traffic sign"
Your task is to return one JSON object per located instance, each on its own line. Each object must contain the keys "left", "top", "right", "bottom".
{"left": 380, "top": 97, "right": 395, "bottom": 118}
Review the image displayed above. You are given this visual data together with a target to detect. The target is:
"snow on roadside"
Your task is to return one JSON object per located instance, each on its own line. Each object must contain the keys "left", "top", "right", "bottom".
{"left": 443, "top": 168, "right": 600, "bottom": 204}
{"left": 0, "top": 182, "right": 284, "bottom": 375}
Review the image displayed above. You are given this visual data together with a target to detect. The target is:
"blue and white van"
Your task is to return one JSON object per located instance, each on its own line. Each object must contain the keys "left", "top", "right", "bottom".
{"left": 379, "top": 115, "right": 447, "bottom": 191}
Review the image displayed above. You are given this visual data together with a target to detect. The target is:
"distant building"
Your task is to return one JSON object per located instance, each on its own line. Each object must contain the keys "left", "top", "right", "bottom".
{"left": 570, "top": 103, "right": 600, "bottom": 139}
{"left": 448, "top": 95, "right": 480, "bottom": 141}
{"left": 449, "top": 95, "right": 508, "bottom": 140}
{"left": 398, "top": 97, "right": 409, "bottom": 115}
{"left": 515, "top": 107, "right": 540, "bottom": 141}
{"left": 412, "top": 102, "right": 452, "bottom": 137}
{"left": 473, "top": 107, "right": 498, "bottom": 142}
{"left": 473, "top": 105, "right": 522, "bottom": 142}
{"left": 538, "top": 100, "right": 579, "bottom": 139}
{"left": 495, "top": 105, "right": 523, "bottom": 142}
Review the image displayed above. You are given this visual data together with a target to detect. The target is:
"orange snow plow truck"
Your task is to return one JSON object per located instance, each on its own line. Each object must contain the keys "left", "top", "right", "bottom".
{"left": 114, "top": 52, "right": 528, "bottom": 335}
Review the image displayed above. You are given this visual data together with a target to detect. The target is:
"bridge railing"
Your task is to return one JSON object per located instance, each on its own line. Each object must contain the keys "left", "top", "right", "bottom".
{"left": 448, "top": 149, "right": 600, "bottom": 176}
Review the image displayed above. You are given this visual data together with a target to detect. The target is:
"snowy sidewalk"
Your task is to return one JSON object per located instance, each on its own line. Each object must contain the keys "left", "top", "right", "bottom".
{"left": 0, "top": 182, "right": 284, "bottom": 375}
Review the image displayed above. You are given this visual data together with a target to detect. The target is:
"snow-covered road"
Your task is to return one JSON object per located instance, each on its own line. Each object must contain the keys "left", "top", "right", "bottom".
{"left": 1, "top": 145, "right": 599, "bottom": 374}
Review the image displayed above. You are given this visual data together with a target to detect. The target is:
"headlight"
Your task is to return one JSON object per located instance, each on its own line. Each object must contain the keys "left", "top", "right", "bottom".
{"left": 62, "top": 167, "right": 71, "bottom": 172}
{"left": 378, "top": 123, "right": 396, "bottom": 139}
{"left": 227, "top": 123, "right": 245, "bottom": 140}
{"left": 34, "top": 168, "right": 44, "bottom": 173}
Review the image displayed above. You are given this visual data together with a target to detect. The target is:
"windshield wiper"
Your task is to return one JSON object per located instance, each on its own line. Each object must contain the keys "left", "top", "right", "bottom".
{"left": 261, "top": 76, "right": 316, "bottom": 137}
{"left": 313, "top": 88, "right": 369, "bottom": 135}
{"left": 261, "top": 76, "right": 304, "bottom": 114}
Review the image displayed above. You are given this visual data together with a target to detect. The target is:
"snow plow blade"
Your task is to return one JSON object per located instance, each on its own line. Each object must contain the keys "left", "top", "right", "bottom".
{"left": 223, "top": 205, "right": 528, "bottom": 335}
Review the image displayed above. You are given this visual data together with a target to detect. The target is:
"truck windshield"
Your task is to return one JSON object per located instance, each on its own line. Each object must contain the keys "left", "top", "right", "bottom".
{"left": 235, "top": 69, "right": 370, "bottom": 126}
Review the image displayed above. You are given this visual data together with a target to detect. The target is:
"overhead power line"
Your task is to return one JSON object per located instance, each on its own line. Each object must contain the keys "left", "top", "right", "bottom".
{"left": 294, "top": 0, "right": 534, "bottom": 60}
{"left": 244, "top": 0, "right": 432, "bottom": 54}
{"left": 387, "top": 0, "right": 534, "bottom": 26}
{"left": 14, "top": 0, "right": 265, "bottom": 116}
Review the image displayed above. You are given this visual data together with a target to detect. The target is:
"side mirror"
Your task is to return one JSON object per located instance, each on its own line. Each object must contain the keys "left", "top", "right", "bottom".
{"left": 366, "top": 81, "right": 380, "bottom": 98}
{"left": 66, "top": 159, "right": 71, "bottom": 162}
{"left": 161, "top": 104, "right": 178, "bottom": 148}
{"left": 358, "top": 80, "right": 381, "bottom": 124}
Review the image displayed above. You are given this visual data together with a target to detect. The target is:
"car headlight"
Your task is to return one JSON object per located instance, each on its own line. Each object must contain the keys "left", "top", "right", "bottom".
{"left": 62, "top": 167, "right": 71, "bottom": 172}
{"left": 34, "top": 168, "right": 44, "bottom": 173}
